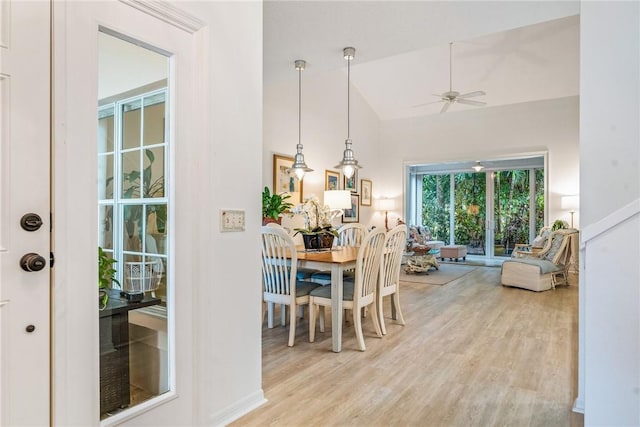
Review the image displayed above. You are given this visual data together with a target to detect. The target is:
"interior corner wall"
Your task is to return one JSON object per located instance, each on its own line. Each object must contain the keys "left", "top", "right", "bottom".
{"left": 580, "top": 1, "right": 640, "bottom": 424}
{"left": 378, "top": 96, "right": 580, "bottom": 227}
{"left": 174, "top": 2, "right": 265, "bottom": 425}
{"left": 263, "top": 69, "right": 382, "bottom": 231}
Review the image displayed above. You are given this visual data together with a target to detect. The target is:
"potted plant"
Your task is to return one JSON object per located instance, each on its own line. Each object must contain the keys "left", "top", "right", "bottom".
{"left": 262, "top": 186, "right": 293, "bottom": 225}
{"left": 292, "top": 196, "right": 340, "bottom": 250}
{"left": 98, "top": 247, "right": 120, "bottom": 309}
{"left": 551, "top": 219, "right": 569, "bottom": 231}
{"left": 122, "top": 149, "right": 166, "bottom": 238}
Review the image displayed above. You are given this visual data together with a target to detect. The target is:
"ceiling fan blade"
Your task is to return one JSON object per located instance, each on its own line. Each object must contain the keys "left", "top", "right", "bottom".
{"left": 457, "top": 99, "right": 486, "bottom": 106}
{"left": 457, "top": 90, "right": 486, "bottom": 99}
{"left": 440, "top": 101, "right": 451, "bottom": 114}
{"left": 412, "top": 99, "right": 444, "bottom": 108}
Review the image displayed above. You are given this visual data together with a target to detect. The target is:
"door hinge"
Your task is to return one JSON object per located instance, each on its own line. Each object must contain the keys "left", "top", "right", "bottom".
{"left": 50, "top": 251, "right": 55, "bottom": 268}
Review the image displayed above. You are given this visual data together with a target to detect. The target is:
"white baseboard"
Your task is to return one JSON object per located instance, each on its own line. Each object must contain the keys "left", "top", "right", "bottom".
{"left": 208, "top": 389, "right": 267, "bottom": 427}
{"left": 573, "top": 396, "right": 585, "bottom": 414}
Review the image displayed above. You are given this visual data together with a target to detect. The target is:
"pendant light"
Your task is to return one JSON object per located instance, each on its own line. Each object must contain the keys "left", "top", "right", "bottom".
{"left": 334, "top": 47, "right": 361, "bottom": 179}
{"left": 472, "top": 161, "right": 485, "bottom": 172}
{"left": 289, "top": 59, "right": 313, "bottom": 181}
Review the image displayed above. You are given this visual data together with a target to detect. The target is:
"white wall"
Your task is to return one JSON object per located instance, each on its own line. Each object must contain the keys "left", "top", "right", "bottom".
{"left": 580, "top": 1, "right": 640, "bottom": 424}
{"left": 264, "top": 68, "right": 382, "bottom": 231}
{"left": 176, "top": 2, "right": 266, "bottom": 425}
{"left": 379, "top": 96, "right": 580, "bottom": 227}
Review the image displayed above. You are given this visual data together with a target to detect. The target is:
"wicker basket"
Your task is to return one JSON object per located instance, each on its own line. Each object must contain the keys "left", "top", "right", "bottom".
{"left": 124, "top": 261, "right": 163, "bottom": 295}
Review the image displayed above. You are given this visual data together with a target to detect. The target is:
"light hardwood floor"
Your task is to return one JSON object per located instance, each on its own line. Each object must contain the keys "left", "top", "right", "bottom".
{"left": 232, "top": 266, "right": 583, "bottom": 427}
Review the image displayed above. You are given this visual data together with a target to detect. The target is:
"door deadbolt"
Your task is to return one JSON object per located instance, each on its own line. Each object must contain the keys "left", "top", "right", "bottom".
{"left": 20, "top": 213, "right": 43, "bottom": 232}
{"left": 20, "top": 253, "right": 47, "bottom": 272}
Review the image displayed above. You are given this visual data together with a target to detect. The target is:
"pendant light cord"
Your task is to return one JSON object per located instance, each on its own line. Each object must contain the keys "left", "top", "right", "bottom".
{"left": 298, "top": 66, "right": 302, "bottom": 145}
{"left": 347, "top": 55, "right": 350, "bottom": 140}
{"left": 449, "top": 42, "right": 453, "bottom": 93}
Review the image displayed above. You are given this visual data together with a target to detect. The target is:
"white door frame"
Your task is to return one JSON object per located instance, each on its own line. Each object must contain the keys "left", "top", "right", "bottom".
{"left": 52, "top": 2, "right": 205, "bottom": 425}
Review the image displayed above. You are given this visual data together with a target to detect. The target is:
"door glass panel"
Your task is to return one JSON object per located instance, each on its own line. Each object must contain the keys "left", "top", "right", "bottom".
{"left": 143, "top": 147, "right": 165, "bottom": 198}
{"left": 493, "top": 170, "right": 530, "bottom": 257}
{"left": 122, "top": 99, "right": 142, "bottom": 149}
{"left": 143, "top": 99, "right": 165, "bottom": 146}
{"left": 98, "top": 30, "right": 170, "bottom": 420}
{"left": 534, "top": 169, "right": 545, "bottom": 233}
{"left": 454, "top": 172, "right": 486, "bottom": 254}
{"left": 421, "top": 174, "right": 450, "bottom": 242}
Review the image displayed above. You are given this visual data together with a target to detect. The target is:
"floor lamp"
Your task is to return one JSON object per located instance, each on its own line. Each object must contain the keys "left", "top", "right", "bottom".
{"left": 561, "top": 195, "right": 579, "bottom": 228}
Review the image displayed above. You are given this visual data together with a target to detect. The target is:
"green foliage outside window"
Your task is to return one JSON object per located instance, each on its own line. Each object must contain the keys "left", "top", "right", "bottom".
{"left": 421, "top": 168, "right": 544, "bottom": 255}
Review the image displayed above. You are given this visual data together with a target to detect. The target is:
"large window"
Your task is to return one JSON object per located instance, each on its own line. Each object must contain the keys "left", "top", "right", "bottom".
{"left": 99, "top": 89, "right": 168, "bottom": 294}
{"left": 409, "top": 156, "right": 546, "bottom": 258}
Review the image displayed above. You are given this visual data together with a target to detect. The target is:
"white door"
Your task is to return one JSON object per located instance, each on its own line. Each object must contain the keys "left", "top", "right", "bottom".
{"left": 53, "top": 2, "right": 203, "bottom": 424}
{"left": 0, "top": 2, "right": 51, "bottom": 426}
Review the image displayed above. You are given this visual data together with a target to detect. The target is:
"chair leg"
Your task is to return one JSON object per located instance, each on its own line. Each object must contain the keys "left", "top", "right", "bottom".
{"left": 298, "top": 305, "right": 304, "bottom": 319}
{"left": 267, "top": 302, "right": 274, "bottom": 328}
{"left": 370, "top": 300, "right": 383, "bottom": 338}
{"left": 319, "top": 306, "right": 325, "bottom": 333}
{"left": 281, "top": 304, "right": 287, "bottom": 326}
{"left": 392, "top": 292, "right": 406, "bottom": 326}
{"left": 378, "top": 293, "right": 387, "bottom": 336}
{"left": 309, "top": 300, "right": 316, "bottom": 343}
{"left": 353, "top": 306, "right": 366, "bottom": 351}
{"left": 288, "top": 303, "right": 296, "bottom": 347}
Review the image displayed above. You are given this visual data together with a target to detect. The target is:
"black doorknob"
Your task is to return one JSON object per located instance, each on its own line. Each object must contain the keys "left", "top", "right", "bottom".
{"left": 20, "top": 253, "right": 47, "bottom": 272}
{"left": 20, "top": 213, "right": 43, "bottom": 232}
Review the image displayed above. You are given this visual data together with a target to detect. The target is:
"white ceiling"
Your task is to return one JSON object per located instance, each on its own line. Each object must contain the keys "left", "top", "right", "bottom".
{"left": 264, "top": 1, "right": 580, "bottom": 120}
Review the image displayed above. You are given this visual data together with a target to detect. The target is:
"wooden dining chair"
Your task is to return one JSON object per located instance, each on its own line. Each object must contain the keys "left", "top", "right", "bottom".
{"left": 308, "top": 227, "right": 386, "bottom": 351}
{"left": 260, "top": 226, "right": 320, "bottom": 347}
{"left": 310, "top": 223, "right": 369, "bottom": 285}
{"left": 377, "top": 224, "right": 407, "bottom": 335}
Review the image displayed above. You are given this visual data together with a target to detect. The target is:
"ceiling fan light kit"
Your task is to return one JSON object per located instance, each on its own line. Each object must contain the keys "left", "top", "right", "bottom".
{"left": 414, "top": 42, "right": 487, "bottom": 113}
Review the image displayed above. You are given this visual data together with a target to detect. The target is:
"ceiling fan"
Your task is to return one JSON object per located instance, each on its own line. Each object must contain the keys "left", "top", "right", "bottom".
{"left": 414, "top": 42, "right": 486, "bottom": 113}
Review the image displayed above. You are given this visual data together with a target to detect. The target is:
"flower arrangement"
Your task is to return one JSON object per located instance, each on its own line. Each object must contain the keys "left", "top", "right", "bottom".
{"left": 291, "top": 196, "right": 340, "bottom": 237}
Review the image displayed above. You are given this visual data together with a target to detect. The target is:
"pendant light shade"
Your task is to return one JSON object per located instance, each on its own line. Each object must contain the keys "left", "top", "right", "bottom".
{"left": 472, "top": 161, "right": 485, "bottom": 172}
{"left": 335, "top": 47, "right": 361, "bottom": 179}
{"left": 289, "top": 59, "right": 313, "bottom": 180}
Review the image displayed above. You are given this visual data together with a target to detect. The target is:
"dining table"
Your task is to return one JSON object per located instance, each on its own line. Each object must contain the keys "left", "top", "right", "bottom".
{"left": 292, "top": 246, "right": 359, "bottom": 353}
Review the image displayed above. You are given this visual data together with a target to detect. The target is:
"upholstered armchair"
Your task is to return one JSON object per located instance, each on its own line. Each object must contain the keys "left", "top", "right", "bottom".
{"left": 501, "top": 228, "right": 579, "bottom": 291}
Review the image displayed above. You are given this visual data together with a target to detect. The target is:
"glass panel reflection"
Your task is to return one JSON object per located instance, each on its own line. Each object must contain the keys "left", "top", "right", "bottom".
{"left": 122, "top": 99, "right": 141, "bottom": 150}
{"left": 143, "top": 100, "right": 165, "bottom": 146}
{"left": 143, "top": 148, "right": 165, "bottom": 198}
{"left": 98, "top": 30, "right": 169, "bottom": 420}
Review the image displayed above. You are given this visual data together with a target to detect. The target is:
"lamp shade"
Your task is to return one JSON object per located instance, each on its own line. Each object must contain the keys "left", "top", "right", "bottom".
{"left": 561, "top": 195, "right": 579, "bottom": 212}
{"left": 324, "top": 190, "right": 351, "bottom": 210}
{"left": 377, "top": 198, "right": 395, "bottom": 212}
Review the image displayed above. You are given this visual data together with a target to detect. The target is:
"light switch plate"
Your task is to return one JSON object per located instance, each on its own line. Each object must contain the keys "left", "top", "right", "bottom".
{"left": 220, "top": 210, "right": 245, "bottom": 232}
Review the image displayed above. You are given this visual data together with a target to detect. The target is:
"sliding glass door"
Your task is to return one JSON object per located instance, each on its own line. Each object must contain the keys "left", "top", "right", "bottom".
{"left": 412, "top": 157, "right": 545, "bottom": 259}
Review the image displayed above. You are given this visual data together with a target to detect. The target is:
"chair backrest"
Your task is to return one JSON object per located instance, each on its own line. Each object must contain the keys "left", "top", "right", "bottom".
{"left": 540, "top": 229, "right": 578, "bottom": 265}
{"left": 260, "top": 226, "right": 297, "bottom": 298}
{"left": 380, "top": 225, "right": 407, "bottom": 293}
{"left": 337, "top": 223, "right": 368, "bottom": 247}
{"left": 353, "top": 228, "right": 386, "bottom": 304}
{"left": 265, "top": 221, "right": 292, "bottom": 235}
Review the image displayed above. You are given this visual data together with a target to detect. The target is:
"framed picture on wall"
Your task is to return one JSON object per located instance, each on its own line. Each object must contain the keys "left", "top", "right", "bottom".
{"left": 342, "top": 194, "right": 360, "bottom": 223}
{"left": 325, "top": 170, "right": 340, "bottom": 190}
{"left": 360, "top": 179, "right": 372, "bottom": 206}
{"left": 344, "top": 169, "right": 358, "bottom": 193}
{"left": 273, "top": 154, "right": 302, "bottom": 203}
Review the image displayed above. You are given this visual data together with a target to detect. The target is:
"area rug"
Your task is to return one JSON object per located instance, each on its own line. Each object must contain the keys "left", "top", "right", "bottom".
{"left": 399, "top": 263, "right": 477, "bottom": 285}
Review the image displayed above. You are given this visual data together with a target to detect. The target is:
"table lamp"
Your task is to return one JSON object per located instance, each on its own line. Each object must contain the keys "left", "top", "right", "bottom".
{"left": 324, "top": 190, "right": 352, "bottom": 213}
{"left": 378, "top": 198, "right": 395, "bottom": 231}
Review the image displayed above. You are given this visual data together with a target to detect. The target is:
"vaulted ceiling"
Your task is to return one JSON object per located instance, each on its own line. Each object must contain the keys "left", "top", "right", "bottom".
{"left": 264, "top": 1, "right": 580, "bottom": 120}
